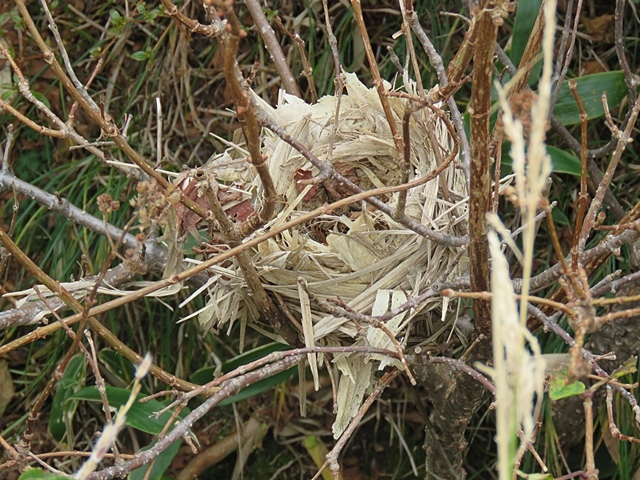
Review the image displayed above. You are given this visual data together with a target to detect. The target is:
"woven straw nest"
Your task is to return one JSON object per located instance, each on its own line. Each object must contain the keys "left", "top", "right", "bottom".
{"left": 189, "top": 73, "right": 471, "bottom": 436}
{"left": 195, "top": 73, "right": 469, "bottom": 346}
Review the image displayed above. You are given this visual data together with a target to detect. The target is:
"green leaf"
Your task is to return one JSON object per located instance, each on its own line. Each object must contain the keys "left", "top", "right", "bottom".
{"left": 552, "top": 71, "right": 628, "bottom": 126}
{"left": 31, "top": 90, "right": 51, "bottom": 110}
{"left": 219, "top": 368, "right": 296, "bottom": 406}
{"left": 191, "top": 343, "right": 295, "bottom": 406}
{"left": 515, "top": 471, "right": 554, "bottom": 480}
{"left": 509, "top": 0, "right": 543, "bottom": 67}
{"left": 609, "top": 355, "right": 637, "bottom": 379}
{"left": 109, "top": 9, "right": 122, "bottom": 22}
{"left": 551, "top": 207, "right": 570, "bottom": 226}
{"left": 130, "top": 51, "right": 149, "bottom": 62}
{"left": 500, "top": 144, "right": 582, "bottom": 176}
{"left": 71, "top": 386, "right": 188, "bottom": 435}
{"left": 549, "top": 369, "right": 586, "bottom": 400}
{"left": 19, "top": 469, "right": 69, "bottom": 480}
{"left": 49, "top": 354, "right": 86, "bottom": 442}
{"left": 99, "top": 349, "right": 135, "bottom": 385}
{"left": 545, "top": 146, "right": 582, "bottom": 175}
{"left": 128, "top": 439, "right": 181, "bottom": 480}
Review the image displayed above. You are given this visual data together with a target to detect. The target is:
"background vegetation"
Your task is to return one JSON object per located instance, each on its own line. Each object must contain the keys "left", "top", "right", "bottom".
{"left": 1, "top": 0, "right": 640, "bottom": 479}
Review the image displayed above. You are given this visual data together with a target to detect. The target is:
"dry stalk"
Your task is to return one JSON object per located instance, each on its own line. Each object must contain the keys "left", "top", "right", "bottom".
{"left": 350, "top": 0, "right": 404, "bottom": 157}
{"left": 0, "top": 228, "right": 199, "bottom": 393}
{"left": 568, "top": 79, "right": 590, "bottom": 267}
{"left": 243, "top": 0, "right": 301, "bottom": 97}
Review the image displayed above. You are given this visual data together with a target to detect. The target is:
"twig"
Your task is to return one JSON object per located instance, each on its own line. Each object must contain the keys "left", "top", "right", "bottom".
{"left": 582, "top": 390, "right": 597, "bottom": 479}
{"left": 0, "top": 170, "right": 140, "bottom": 251}
{"left": 606, "top": 386, "right": 640, "bottom": 444}
{"left": 201, "top": 171, "right": 299, "bottom": 346}
{"left": 527, "top": 304, "right": 640, "bottom": 411}
{"left": 495, "top": 41, "right": 626, "bottom": 219}
{"left": 591, "top": 269, "right": 640, "bottom": 297}
{"left": 312, "top": 370, "right": 400, "bottom": 480}
{"left": 579, "top": 93, "right": 640, "bottom": 252}
{"left": 0, "top": 228, "right": 199, "bottom": 393}
{"left": 549, "top": 0, "right": 584, "bottom": 111}
{"left": 274, "top": 16, "right": 317, "bottom": 102}
{"left": 243, "top": 0, "right": 301, "bottom": 98}
{"left": 568, "top": 79, "right": 590, "bottom": 266}
{"left": 15, "top": 0, "right": 210, "bottom": 220}
{"left": 397, "top": 1, "right": 424, "bottom": 96}
{"left": 615, "top": 0, "right": 638, "bottom": 107}
{"left": 156, "top": 345, "right": 401, "bottom": 416}
{"left": 86, "top": 354, "right": 304, "bottom": 480}
{"left": 397, "top": 104, "right": 413, "bottom": 218}
{"left": 522, "top": 222, "right": 640, "bottom": 293}
{"left": 441, "top": 288, "right": 575, "bottom": 316}
{"left": 404, "top": 0, "right": 471, "bottom": 177}
{"left": 319, "top": 0, "right": 345, "bottom": 178}
{"left": 0, "top": 177, "right": 464, "bottom": 352}
{"left": 350, "top": 0, "right": 404, "bottom": 157}
{"left": 212, "top": 0, "right": 278, "bottom": 238}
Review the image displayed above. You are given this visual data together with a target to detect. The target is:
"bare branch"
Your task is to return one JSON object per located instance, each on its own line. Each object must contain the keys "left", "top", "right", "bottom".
{"left": 243, "top": 0, "right": 301, "bottom": 97}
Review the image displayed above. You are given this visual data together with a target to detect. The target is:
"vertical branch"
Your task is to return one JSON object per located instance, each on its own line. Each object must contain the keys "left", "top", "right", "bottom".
{"left": 468, "top": 2, "right": 502, "bottom": 336}
{"left": 396, "top": 106, "right": 413, "bottom": 218}
{"left": 274, "top": 16, "right": 317, "bottom": 103}
{"left": 320, "top": 0, "right": 345, "bottom": 177}
{"left": 569, "top": 80, "right": 590, "bottom": 267}
{"left": 403, "top": 0, "right": 472, "bottom": 178}
{"left": 243, "top": 0, "right": 301, "bottom": 98}
{"left": 350, "top": 0, "right": 404, "bottom": 157}
{"left": 615, "top": 0, "right": 638, "bottom": 106}
{"left": 210, "top": 0, "right": 277, "bottom": 236}
{"left": 582, "top": 391, "right": 597, "bottom": 479}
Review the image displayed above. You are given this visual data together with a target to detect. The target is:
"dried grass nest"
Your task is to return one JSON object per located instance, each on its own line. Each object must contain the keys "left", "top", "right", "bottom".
{"left": 194, "top": 73, "right": 469, "bottom": 346}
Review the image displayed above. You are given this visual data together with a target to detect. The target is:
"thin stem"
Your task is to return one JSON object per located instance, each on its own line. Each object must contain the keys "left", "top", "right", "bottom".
{"left": 243, "top": 0, "right": 301, "bottom": 97}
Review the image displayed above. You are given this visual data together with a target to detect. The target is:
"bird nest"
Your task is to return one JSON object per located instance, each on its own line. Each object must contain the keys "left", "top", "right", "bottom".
{"left": 192, "top": 73, "right": 468, "bottom": 347}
